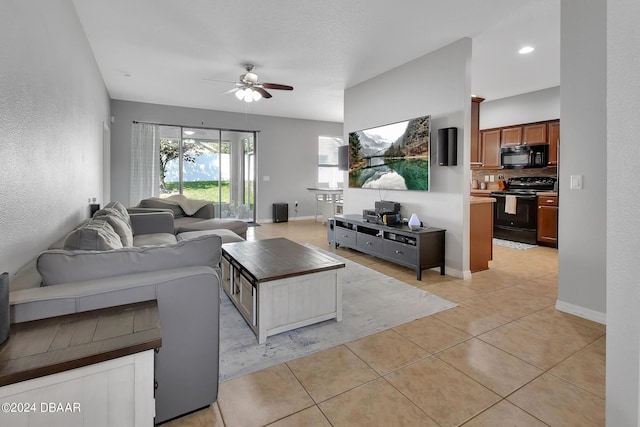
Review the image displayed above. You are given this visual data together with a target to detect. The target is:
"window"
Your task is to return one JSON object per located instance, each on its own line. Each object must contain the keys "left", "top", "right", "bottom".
{"left": 318, "top": 136, "right": 344, "bottom": 187}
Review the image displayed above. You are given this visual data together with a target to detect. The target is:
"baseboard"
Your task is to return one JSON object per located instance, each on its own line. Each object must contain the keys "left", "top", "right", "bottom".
{"left": 440, "top": 266, "right": 465, "bottom": 279}
{"left": 258, "top": 215, "right": 316, "bottom": 224}
{"left": 555, "top": 300, "right": 606, "bottom": 325}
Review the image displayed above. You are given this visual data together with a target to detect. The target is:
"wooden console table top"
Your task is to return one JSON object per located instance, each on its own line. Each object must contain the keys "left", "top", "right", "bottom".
{"left": 0, "top": 300, "right": 162, "bottom": 387}
{"left": 222, "top": 237, "right": 345, "bottom": 283}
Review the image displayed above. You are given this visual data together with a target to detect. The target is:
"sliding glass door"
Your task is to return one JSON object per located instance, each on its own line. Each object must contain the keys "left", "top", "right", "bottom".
{"left": 158, "top": 125, "right": 256, "bottom": 222}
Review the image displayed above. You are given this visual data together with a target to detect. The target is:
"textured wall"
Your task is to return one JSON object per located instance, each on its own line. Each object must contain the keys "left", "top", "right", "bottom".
{"left": 0, "top": 0, "right": 110, "bottom": 277}
{"left": 606, "top": 0, "right": 640, "bottom": 424}
{"left": 558, "top": 0, "right": 606, "bottom": 321}
{"left": 479, "top": 86, "right": 560, "bottom": 130}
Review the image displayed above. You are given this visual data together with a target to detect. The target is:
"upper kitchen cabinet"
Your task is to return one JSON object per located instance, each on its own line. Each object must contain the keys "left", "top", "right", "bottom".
{"left": 501, "top": 126, "right": 523, "bottom": 146}
{"left": 500, "top": 123, "right": 549, "bottom": 146}
{"left": 523, "top": 123, "right": 548, "bottom": 145}
{"left": 547, "top": 120, "right": 560, "bottom": 167}
{"left": 479, "top": 129, "right": 501, "bottom": 169}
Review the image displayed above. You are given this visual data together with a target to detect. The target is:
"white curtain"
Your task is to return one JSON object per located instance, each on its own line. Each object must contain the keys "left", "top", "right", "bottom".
{"left": 129, "top": 122, "right": 160, "bottom": 206}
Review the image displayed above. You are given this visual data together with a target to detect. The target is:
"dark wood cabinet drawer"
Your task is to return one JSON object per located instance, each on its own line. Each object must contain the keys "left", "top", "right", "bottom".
{"left": 357, "top": 233, "right": 383, "bottom": 254}
{"left": 383, "top": 240, "right": 417, "bottom": 264}
{"left": 538, "top": 197, "right": 558, "bottom": 206}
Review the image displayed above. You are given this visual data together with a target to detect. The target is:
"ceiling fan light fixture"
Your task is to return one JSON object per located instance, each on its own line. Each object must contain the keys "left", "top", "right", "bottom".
{"left": 244, "top": 89, "right": 254, "bottom": 103}
{"left": 518, "top": 46, "right": 535, "bottom": 54}
{"left": 235, "top": 88, "right": 246, "bottom": 100}
{"left": 252, "top": 90, "right": 262, "bottom": 101}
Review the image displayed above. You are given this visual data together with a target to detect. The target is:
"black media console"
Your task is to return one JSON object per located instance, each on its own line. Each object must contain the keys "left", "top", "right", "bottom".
{"left": 328, "top": 214, "right": 446, "bottom": 281}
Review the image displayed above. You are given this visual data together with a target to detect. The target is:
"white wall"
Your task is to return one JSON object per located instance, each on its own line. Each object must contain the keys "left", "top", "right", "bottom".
{"left": 557, "top": 0, "right": 606, "bottom": 323}
{"left": 606, "top": 0, "right": 640, "bottom": 424}
{"left": 480, "top": 86, "right": 560, "bottom": 129}
{"left": 0, "top": 0, "right": 110, "bottom": 278}
{"left": 344, "top": 39, "right": 472, "bottom": 277}
{"left": 109, "top": 100, "right": 342, "bottom": 222}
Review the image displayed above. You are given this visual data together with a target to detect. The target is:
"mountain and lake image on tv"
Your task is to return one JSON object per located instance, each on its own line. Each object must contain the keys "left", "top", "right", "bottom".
{"left": 348, "top": 115, "right": 430, "bottom": 191}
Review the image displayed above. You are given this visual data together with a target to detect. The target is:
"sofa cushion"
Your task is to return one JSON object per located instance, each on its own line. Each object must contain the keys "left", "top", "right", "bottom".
{"left": 94, "top": 209, "right": 134, "bottom": 247}
{"left": 178, "top": 229, "right": 245, "bottom": 244}
{"left": 37, "top": 234, "right": 222, "bottom": 286}
{"left": 176, "top": 218, "right": 248, "bottom": 239}
{"left": 133, "top": 233, "right": 178, "bottom": 247}
{"left": 62, "top": 220, "right": 124, "bottom": 251}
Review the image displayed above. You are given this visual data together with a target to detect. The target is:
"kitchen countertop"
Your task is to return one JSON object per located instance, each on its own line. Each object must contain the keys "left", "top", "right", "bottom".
{"left": 471, "top": 196, "right": 496, "bottom": 204}
{"left": 537, "top": 192, "right": 558, "bottom": 197}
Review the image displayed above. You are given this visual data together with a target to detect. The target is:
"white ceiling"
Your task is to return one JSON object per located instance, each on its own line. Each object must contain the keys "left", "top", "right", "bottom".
{"left": 72, "top": 0, "right": 559, "bottom": 123}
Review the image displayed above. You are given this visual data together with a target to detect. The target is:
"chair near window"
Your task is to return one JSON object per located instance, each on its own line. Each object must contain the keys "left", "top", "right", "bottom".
{"left": 310, "top": 183, "right": 343, "bottom": 224}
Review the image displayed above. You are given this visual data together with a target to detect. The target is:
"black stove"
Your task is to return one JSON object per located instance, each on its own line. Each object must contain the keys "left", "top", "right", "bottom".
{"left": 491, "top": 176, "right": 557, "bottom": 196}
{"left": 490, "top": 176, "right": 557, "bottom": 245}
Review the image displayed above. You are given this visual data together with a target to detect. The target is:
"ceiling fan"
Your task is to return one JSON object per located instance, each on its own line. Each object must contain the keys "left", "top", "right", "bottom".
{"left": 223, "top": 64, "right": 294, "bottom": 103}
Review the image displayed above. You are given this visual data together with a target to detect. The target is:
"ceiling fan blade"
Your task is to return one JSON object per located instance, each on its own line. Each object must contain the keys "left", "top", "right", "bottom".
{"left": 202, "top": 79, "right": 237, "bottom": 84}
{"left": 262, "top": 83, "right": 293, "bottom": 91}
{"left": 222, "top": 87, "right": 240, "bottom": 95}
{"left": 254, "top": 87, "right": 272, "bottom": 98}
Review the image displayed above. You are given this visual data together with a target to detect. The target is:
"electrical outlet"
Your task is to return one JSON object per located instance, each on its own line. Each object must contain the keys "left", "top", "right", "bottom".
{"left": 484, "top": 175, "right": 490, "bottom": 182}
{"left": 489, "top": 175, "right": 495, "bottom": 182}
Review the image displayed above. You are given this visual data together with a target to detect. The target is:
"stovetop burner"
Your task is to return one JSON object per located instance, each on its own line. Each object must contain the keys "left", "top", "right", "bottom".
{"left": 495, "top": 176, "right": 557, "bottom": 195}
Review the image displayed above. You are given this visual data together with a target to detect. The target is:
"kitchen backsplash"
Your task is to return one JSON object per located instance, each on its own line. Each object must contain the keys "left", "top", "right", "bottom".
{"left": 471, "top": 168, "right": 557, "bottom": 191}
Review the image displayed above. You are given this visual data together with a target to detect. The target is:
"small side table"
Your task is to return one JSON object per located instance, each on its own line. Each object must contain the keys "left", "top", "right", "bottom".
{"left": 0, "top": 300, "right": 162, "bottom": 426}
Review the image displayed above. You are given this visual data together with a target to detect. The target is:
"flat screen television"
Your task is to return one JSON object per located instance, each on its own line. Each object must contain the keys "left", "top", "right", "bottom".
{"left": 348, "top": 115, "right": 431, "bottom": 191}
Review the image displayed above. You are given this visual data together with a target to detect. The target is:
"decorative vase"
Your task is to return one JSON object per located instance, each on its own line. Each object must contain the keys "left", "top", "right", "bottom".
{"left": 408, "top": 213, "right": 421, "bottom": 230}
{"left": 0, "top": 272, "right": 9, "bottom": 345}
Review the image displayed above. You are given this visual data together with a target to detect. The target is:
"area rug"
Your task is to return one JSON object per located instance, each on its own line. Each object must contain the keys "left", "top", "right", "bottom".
{"left": 218, "top": 245, "right": 456, "bottom": 382}
{"left": 493, "top": 238, "right": 538, "bottom": 250}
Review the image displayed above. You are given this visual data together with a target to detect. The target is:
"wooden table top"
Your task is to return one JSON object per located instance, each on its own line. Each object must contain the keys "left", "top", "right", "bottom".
{"left": 222, "top": 238, "right": 345, "bottom": 283}
{"left": 0, "top": 300, "right": 162, "bottom": 387}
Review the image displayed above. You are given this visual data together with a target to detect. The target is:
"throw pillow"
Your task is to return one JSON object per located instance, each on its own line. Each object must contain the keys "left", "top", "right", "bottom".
{"left": 94, "top": 211, "right": 134, "bottom": 247}
{"left": 102, "top": 201, "right": 132, "bottom": 227}
{"left": 62, "top": 219, "right": 124, "bottom": 251}
{"left": 103, "top": 201, "right": 130, "bottom": 220}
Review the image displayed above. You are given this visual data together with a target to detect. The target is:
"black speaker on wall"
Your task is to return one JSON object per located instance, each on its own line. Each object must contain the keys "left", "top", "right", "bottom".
{"left": 338, "top": 145, "right": 349, "bottom": 171}
{"left": 437, "top": 127, "right": 458, "bottom": 166}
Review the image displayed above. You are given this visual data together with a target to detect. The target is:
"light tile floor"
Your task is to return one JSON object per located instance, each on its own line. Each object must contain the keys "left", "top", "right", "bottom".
{"left": 164, "top": 220, "right": 605, "bottom": 427}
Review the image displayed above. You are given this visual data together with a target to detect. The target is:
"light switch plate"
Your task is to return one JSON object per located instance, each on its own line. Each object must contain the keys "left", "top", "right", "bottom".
{"left": 570, "top": 175, "right": 583, "bottom": 190}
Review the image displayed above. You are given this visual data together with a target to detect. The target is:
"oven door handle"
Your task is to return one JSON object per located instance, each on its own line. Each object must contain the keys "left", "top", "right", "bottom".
{"left": 491, "top": 194, "right": 537, "bottom": 200}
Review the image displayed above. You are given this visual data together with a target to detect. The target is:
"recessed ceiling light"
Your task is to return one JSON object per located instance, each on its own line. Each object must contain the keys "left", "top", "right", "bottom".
{"left": 184, "top": 130, "right": 195, "bottom": 136}
{"left": 519, "top": 46, "right": 535, "bottom": 54}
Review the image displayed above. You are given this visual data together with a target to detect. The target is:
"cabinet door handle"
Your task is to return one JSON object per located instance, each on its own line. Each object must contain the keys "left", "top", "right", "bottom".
{"left": 546, "top": 200, "right": 554, "bottom": 203}
{"left": 365, "top": 241, "right": 372, "bottom": 245}
{"left": 395, "top": 250, "right": 403, "bottom": 255}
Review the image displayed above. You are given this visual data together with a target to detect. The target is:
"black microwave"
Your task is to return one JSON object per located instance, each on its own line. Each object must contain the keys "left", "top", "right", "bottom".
{"left": 500, "top": 145, "right": 548, "bottom": 169}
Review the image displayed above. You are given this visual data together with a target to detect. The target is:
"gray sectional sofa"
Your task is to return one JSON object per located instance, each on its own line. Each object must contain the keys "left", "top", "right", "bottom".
{"left": 9, "top": 201, "right": 223, "bottom": 424}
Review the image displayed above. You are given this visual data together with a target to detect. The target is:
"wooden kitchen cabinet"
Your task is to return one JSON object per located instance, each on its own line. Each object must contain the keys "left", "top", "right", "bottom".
{"left": 470, "top": 97, "right": 485, "bottom": 168}
{"left": 547, "top": 120, "right": 560, "bottom": 166}
{"left": 470, "top": 197, "right": 495, "bottom": 272}
{"left": 501, "top": 126, "right": 523, "bottom": 146}
{"left": 537, "top": 195, "right": 558, "bottom": 247}
{"left": 479, "top": 129, "right": 501, "bottom": 169}
{"left": 523, "top": 123, "right": 548, "bottom": 145}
